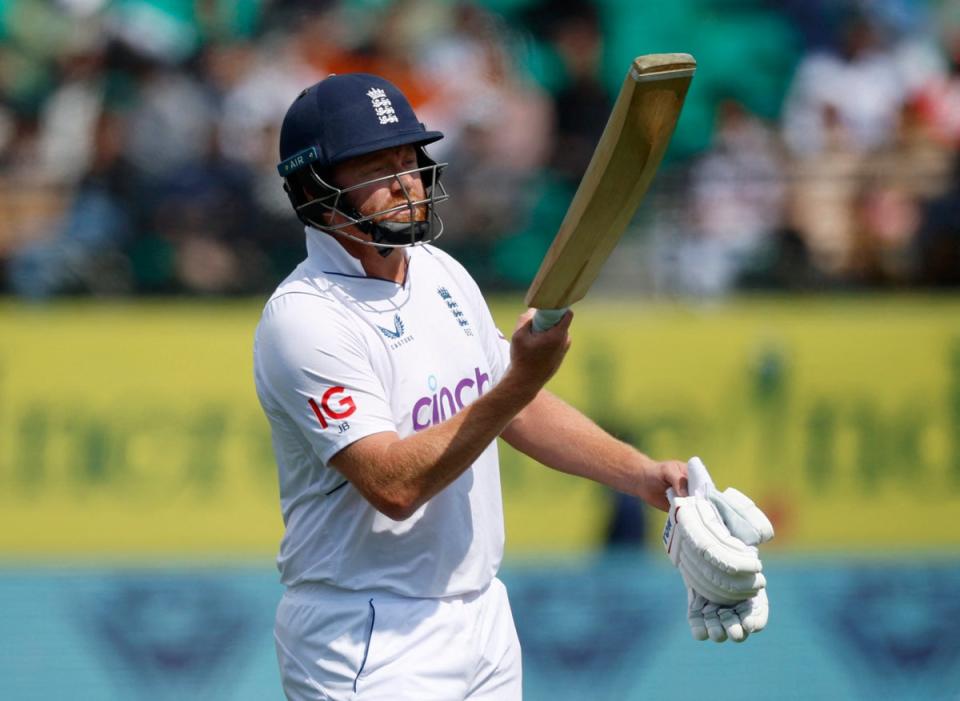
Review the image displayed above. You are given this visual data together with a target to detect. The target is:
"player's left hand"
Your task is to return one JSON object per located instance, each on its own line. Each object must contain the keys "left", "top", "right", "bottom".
{"left": 664, "top": 490, "right": 767, "bottom": 604}
{"left": 669, "top": 457, "right": 774, "bottom": 642}
{"left": 640, "top": 459, "right": 687, "bottom": 512}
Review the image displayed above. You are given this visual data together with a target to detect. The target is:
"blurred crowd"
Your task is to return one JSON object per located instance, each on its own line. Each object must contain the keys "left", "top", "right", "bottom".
{"left": 0, "top": 0, "right": 958, "bottom": 298}
{"left": 670, "top": 0, "right": 960, "bottom": 295}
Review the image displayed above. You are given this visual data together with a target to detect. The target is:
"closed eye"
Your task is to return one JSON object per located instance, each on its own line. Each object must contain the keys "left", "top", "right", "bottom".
{"left": 364, "top": 164, "right": 390, "bottom": 176}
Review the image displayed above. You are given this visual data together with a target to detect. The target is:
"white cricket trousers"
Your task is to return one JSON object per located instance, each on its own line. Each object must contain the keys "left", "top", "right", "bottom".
{"left": 274, "top": 577, "right": 522, "bottom": 700}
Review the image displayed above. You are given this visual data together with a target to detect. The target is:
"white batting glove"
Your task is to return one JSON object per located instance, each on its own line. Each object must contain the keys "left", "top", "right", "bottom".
{"left": 686, "top": 589, "right": 710, "bottom": 641}
{"left": 688, "top": 457, "right": 774, "bottom": 548}
{"left": 689, "top": 588, "right": 770, "bottom": 643}
{"left": 670, "top": 457, "right": 774, "bottom": 642}
{"left": 664, "top": 457, "right": 773, "bottom": 642}
{"left": 663, "top": 488, "right": 766, "bottom": 605}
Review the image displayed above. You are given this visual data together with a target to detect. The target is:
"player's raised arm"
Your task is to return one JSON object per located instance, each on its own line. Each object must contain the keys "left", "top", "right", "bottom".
{"left": 331, "top": 310, "right": 572, "bottom": 520}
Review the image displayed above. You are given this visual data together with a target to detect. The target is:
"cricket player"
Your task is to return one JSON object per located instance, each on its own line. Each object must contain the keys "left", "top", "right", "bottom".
{"left": 254, "top": 73, "right": 771, "bottom": 700}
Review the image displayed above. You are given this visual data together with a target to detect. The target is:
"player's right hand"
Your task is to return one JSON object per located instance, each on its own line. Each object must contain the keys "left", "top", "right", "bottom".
{"left": 506, "top": 309, "right": 572, "bottom": 395}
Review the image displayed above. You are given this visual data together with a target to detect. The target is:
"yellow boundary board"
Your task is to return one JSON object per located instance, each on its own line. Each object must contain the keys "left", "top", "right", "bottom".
{"left": 1, "top": 296, "right": 959, "bottom": 557}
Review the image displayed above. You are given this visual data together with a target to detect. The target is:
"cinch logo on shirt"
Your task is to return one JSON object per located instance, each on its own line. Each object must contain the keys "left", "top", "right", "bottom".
{"left": 412, "top": 368, "right": 489, "bottom": 431}
{"left": 308, "top": 386, "right": 357, "bottom": 431}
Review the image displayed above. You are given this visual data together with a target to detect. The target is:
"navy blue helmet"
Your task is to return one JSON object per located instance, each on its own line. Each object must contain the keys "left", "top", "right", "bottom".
{"left": 277, "top": 73, "right": 448, "bottom": 250}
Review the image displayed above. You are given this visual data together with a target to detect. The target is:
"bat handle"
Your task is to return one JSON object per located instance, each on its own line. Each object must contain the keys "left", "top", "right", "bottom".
{"left": 532, "top": 308, "right": 568, "bottom": 333}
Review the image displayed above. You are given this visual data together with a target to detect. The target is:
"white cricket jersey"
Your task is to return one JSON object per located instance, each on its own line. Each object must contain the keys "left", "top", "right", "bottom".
{"left": 253, "top": 228, "right": 511, "bottom": 598}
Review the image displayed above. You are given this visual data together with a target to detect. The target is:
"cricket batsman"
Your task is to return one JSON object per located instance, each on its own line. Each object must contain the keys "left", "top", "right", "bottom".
{"left": 253, "top": 73, "right": 774, "bottom": 700}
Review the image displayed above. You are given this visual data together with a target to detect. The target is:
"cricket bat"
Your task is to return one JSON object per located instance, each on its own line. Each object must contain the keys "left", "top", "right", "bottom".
{"left": 525, "top": 53, "right": 696, "bottom": 331}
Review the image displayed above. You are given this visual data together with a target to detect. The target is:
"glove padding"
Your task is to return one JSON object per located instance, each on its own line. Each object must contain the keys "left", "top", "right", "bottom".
{"left": 665, "top": 456, "right": 775, "bottom": 640}
{"left": 688, "top": 456, "right": 773, "bottom": 548}
{"left": 688, "top": 588, "right": 769, "bottom": 643}
{"left": 664, "top": 492, "right": 766, "bottom": 605}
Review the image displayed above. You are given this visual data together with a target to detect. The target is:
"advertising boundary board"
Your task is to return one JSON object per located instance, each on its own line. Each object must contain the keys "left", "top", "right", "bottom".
{"left": 1, "top": 297, "right": 959, "bottom": 556}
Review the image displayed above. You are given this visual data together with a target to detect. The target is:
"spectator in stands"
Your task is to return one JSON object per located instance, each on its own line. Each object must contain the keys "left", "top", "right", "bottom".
{"left": 2, "top": 0, "right": 957, "bottom": 297}
{"left": 33, "top": 26, "right": 106, "bottom": 187}
{"left": 913, "top": 23, "right": 960, "bottom": 148}
{"left": 532, "top": 0, "right": 610, "bottom": 186}
{"left": 914, "top": 152, "right": 960, "bottom": 287}
{"left": 784, "top": 103, "right": 863, "bottom": 282}
{"left": 780, "top": 9, "right": 909, "bottom": 283}
{"left": 845, "top": 97, "right": 954, "bottom": 287}
{"left": 682, "top": 97, "right": 787, "bottom": 295}
{"left": 202, "top": 35, "right": 314, "bottom": 282}
{"left": 781, "top": 9, "right": 906, "bottom": 157}
{"left": 8, "top": 106, "right": 140, "bottom": 298}
{"left": 415, "top": 1, "right": 552, "bottom": 285}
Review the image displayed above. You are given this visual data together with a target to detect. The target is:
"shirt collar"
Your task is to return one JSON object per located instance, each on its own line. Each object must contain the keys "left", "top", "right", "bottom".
{"left": 304, "top": 226, "right": 416, "bottom": 284}
{"left": 304, "top": 226, "right": 368, "bottom": 277}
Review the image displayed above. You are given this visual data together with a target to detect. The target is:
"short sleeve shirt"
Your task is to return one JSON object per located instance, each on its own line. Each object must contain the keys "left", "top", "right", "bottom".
{"left": 253, "top": 229, "right": 511, "bottom": 597}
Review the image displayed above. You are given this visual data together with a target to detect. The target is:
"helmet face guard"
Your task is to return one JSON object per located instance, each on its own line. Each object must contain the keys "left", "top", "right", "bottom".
{"left": 283, "top": 147, "right": 449, "bottom": 250}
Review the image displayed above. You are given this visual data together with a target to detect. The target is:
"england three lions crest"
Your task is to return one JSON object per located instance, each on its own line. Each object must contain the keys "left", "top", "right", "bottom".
{"left": 367, "top": 87, "right": 399, "bottom": 125}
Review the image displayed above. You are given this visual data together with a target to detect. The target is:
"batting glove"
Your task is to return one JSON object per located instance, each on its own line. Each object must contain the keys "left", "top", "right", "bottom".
{"left": 688, "top": 588, "right": 770, "bottom": 643}
{"left": 689, "top": 457, "right": 774, "bottom": 548}
{"left": 663, "top": 489, "right": 766, "bottom": 605}
{"left": 667, "top": 457, "right": 775, "bottom": 642}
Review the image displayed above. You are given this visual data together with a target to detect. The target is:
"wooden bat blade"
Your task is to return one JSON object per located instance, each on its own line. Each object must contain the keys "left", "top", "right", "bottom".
{"left": 525, "top": 53, "right": 696, "bottom": 311}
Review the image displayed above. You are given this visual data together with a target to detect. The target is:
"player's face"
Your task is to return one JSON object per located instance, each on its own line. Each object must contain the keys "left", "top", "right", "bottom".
{"left": 333, "top": 145, "right": 427, "bottom": 225}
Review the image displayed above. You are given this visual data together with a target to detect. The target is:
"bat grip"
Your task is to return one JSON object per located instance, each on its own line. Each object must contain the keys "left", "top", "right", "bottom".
{"left": 532, "top": 308, "right": 567, "bottom": 333}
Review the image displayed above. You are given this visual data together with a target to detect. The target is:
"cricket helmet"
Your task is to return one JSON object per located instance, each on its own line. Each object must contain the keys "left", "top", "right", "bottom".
{"left": 277, "top": 73, "right": 448, "bottom": 250}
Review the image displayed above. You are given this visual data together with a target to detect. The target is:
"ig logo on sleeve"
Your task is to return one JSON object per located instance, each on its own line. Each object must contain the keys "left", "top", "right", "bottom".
{"left": 308, "top": 386, "right": 356, "bottom": 433}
